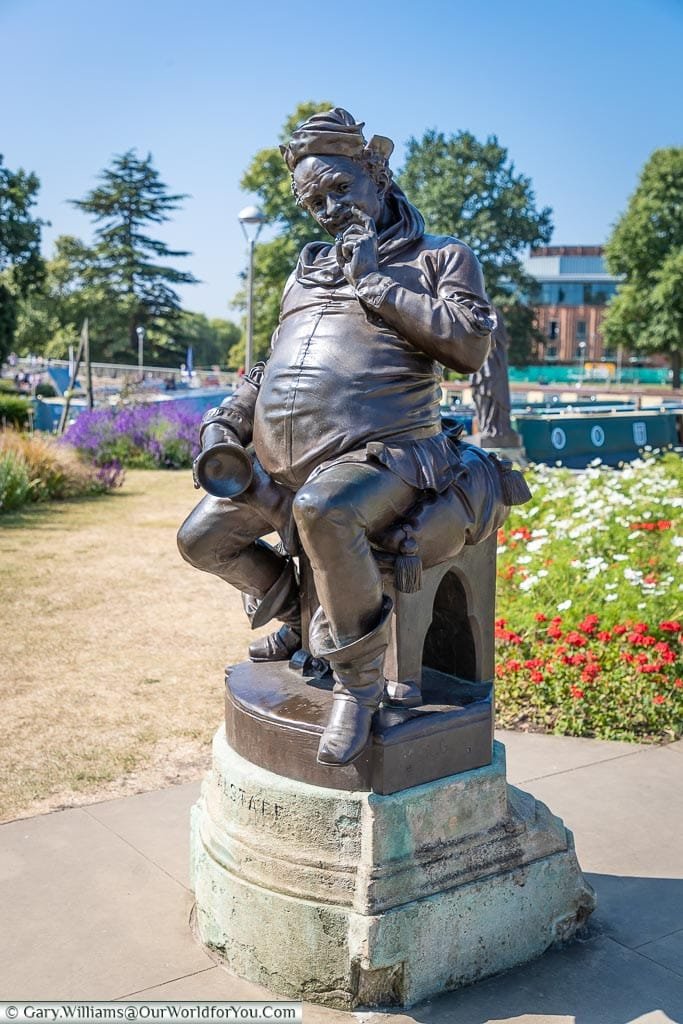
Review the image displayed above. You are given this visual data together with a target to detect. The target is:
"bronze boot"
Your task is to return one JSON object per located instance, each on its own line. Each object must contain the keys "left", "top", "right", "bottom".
{"left": 309, "top": 596, "right": 393, "bottom": 766}
{"left": 243, "top": 553, "right": 302, "bottom": 662}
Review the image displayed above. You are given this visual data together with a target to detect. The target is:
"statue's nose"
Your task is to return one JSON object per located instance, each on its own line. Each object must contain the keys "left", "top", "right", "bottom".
{"left": 325, "top": 196, "right": 341, "bottom": 216}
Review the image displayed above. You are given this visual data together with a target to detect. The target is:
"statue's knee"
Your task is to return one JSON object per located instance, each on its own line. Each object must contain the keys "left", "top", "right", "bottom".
{"left": 177, "top": 517, "right": 215, "bottom": 570}
{"left": 293, "top": 486, "right": 349, "bottom": 538}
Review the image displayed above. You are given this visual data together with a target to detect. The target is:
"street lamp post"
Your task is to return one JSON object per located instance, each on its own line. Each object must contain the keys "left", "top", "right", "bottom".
{"left": 136, "top": 325, "right": 145, "bottom": 381}
{"left": 238, "top": 205, "right": 266, "bottom": 373}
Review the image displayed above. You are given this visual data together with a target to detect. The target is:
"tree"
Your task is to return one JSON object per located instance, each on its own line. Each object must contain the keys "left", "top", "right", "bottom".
{"left": 174, "top": 311, "right": 241, "bottom": 367}
{"left": 0, "top": 155, "right": 45, "bottom": 360}
{"left": 397, "top": 130, "right": 553, "bottom": 365}
{"left": 235, "top": 101, "right": 333, "bottom": 363}
{"left": 603, "top": 147, "right": 683, "bottom": 389}
{"left": 13, "top": 235, "right": 125, "bottom": 360}
{"left": 72, "top": 150, "right": 197, "bottom": 361}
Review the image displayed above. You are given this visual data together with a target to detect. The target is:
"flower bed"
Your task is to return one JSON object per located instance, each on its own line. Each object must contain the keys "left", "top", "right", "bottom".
{"left": 63, "top": 403, "right": 201, "bottom": 469}
{"left": 495, "top": 455, "right": 682, "bottom": 742}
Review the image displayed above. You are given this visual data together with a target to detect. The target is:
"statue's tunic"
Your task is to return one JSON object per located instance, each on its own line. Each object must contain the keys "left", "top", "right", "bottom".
{"left": 253, "top": 225, "right": 495, "bottom": 492}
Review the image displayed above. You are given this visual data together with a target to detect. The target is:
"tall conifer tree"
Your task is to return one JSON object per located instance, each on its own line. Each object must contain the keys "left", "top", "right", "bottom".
{"left": 72, "top": 150, "right": 197, "bottom": 359}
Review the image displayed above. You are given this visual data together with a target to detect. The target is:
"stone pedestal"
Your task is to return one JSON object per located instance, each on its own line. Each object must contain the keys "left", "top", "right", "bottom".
{"left": 190, "top": 731, "right": 595, "bottom": 1009}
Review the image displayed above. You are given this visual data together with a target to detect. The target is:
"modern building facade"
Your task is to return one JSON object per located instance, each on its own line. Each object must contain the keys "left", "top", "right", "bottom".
{"left": 522, "top": 245, "right": 621, "bottom": 363}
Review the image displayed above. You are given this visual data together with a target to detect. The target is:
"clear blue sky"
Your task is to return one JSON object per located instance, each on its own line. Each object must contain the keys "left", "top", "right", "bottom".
{"left": 2, "top": 0, "right": 682, "bottom": 321}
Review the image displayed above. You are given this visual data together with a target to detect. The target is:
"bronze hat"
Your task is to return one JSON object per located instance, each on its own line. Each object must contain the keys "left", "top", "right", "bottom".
{"left": 280, "top": 107, "right": 394, "bottom": 171}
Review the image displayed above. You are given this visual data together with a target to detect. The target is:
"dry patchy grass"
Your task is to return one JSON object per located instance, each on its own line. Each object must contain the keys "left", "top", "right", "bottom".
{"left": 0, "top": 470, "right": 270, "bottom": 822}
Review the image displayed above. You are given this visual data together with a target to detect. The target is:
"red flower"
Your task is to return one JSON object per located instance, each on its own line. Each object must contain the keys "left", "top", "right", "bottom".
{"left": 566, "top": 631, "right": 588, "bottom": 648}
{"left": 656, "top": 520, "right": 672, "bottom": 530}
{"left": 597, "top": 630, "right": 612, "bottom": 642}
{"left": 633, "top": 623, "right": 649, "bottom": 634}
{"left": 674, "top": 678, "right": 683, "bottom": 689}
{"left": 638, "top": 663, "right": 661, "bottom": 674}
{"left": 535, "top": 612, "right": 547, "bottom": 622}
{"left": 578, "top": 614, "right": 600, "bottom": 635}
{"left": 653, "top": 694, "right": 667, "bottom": 705}
{"left": 643, "top": 574, "right": 658, "bottom": 585}
{"left": 506, "top": 659, "right": 522, "bottom": 672}
{"left": 496, "top": 627, "right": 522, "bottom": 644}
{"left": 530, "top": 670, "right": 544, "bottom": 684}
{"left": 524, "top": 658, "right": 544, "bottom": 669}
{"left": 570, "top": 686, "right": 584, "bottom": 700}
{"left": 495, "top": 618, "right": 507, "bottom": 628}
{"left": 547, "top": 624, "right": 563, "bottom": 640}
{"left": 613, "top": 624, "right": 628, "bottom": 636}
{"left": 660, "top": 620, "right": 681, "bottom": 633}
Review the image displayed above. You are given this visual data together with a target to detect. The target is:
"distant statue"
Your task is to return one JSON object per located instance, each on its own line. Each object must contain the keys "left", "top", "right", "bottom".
{"left": 470, "top": 312, "right": 522, "bottom": 448}
{"left": 178, "top": 108, "right": 529, "bottom": 769}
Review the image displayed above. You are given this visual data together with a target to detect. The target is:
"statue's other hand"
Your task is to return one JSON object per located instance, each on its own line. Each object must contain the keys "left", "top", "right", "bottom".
{"left": 335, "top": 210, "right": 378, "bottom": 285}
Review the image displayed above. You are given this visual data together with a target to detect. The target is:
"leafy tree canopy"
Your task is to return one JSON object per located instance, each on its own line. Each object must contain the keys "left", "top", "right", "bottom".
{"left": 72, "top": 149, "right": 197, "bottom": 360}
{"left": 397, "top": 130, "right": 553, "bottom": 365}
{"left": 0, "top": 155, "right": 45, "bottom": 360}
{"left": 174, "top": 311, "right": 241, "bottom": 368}
{"left": 603, "top": 147, "right": 683, "bottom": 387}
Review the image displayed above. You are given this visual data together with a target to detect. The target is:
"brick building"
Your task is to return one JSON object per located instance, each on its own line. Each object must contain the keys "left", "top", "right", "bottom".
{"left": 522, "top": 245, "right": 621, "bottom": 363}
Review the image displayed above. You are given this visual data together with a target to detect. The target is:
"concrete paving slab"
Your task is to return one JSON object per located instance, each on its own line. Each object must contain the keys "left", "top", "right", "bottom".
{"left": 0, "top": 807, "right": 212, "bottom": 1000}
{"left": 496, "top": 729, "right": 646, "bottom": 785}
{"left": 85, "top": 781, "right": 201, "bottom": 889}
{"left": 637, "top": 929, "right": 683, "bottom": 979}
{"left": 122, "top": 965, "right": 272, "bottom": 1001}
{"left": 520, "top": 744, "right": 683, "bottom": 949}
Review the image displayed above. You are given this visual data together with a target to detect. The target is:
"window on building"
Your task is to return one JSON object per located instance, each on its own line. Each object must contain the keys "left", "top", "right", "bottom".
{"left": 576, "top": 320, "right": 587, "bottom": 341}
{"left": 546, "top": 345, "right": 558, "bottom": 359}
{"left": 548, "top": 320, "right": 559, "bottom": 340}
{"left": 583, "top": 283, "right": 618, "bottom": 304}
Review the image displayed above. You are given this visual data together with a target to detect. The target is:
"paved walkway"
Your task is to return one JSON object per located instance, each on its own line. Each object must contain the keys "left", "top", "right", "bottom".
{"left": 2, "top": 731, "right": 682, "bottom": 1024}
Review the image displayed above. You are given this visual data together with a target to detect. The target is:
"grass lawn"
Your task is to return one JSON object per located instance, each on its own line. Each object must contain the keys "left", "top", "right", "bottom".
{"left": 0, "top": 469, "right": 269, "bottom": 823}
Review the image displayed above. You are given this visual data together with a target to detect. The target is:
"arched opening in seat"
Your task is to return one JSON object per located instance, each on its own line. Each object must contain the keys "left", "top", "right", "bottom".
{"left": 422, "top": 569, "right": 477, "bottom": 681}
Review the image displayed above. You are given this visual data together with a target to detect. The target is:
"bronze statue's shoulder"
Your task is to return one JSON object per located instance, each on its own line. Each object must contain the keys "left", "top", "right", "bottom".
{"left": 418, "top": 234, "right": 480, "bottom": 260}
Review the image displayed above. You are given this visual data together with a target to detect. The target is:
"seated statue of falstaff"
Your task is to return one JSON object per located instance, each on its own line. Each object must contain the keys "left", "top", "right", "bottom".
{"left": 178, "top": 108, "right": 528, "bottom": 767}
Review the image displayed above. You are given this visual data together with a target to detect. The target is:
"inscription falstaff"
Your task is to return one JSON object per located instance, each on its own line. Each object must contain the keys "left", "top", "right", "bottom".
{"left": 178, "top": 108, "right": 529, "bottom": 767}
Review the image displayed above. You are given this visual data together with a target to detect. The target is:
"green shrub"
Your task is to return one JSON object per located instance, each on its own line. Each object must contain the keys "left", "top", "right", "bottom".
{"left": 0, "top": 395, "right": 31, "bottom": 427}
{"left": 0, "top": 430, "right": 124, "bottom": 514}
{"left": 0, "top": 450, "right": 32, "bottom": 512}
{"left": 0, "top": 379, "right": 19, "bottom": 394}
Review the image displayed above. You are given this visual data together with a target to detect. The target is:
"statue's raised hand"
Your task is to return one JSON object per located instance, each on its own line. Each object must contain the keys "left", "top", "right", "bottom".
{"left": 335, "top": 209, "right": 379, "bottom": 286}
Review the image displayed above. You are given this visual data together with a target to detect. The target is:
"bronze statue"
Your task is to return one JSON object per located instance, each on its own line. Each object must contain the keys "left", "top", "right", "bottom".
{"left": 178, "top": 108, "right": 529, "bottom": 768}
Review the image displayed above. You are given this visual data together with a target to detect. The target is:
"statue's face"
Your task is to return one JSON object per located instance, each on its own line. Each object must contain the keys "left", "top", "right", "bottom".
{"left": 293, "top": 155, "right": 385, "bottom": 236}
